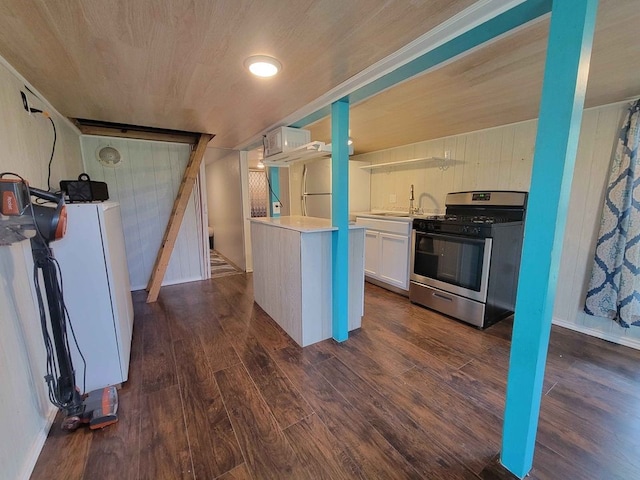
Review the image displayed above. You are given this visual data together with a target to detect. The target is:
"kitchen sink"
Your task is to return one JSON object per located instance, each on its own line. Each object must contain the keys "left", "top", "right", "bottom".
{"left": 370, "top": 212, "right": 411, "bottom": 217}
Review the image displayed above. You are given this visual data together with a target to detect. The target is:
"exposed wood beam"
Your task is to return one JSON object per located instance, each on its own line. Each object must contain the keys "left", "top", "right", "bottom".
{"left": 501, "top": 0, "right": 599, "bottom": 477}
{"left": 331, "top": 99, "right": 350, "bottom": 342}
{"left": 146, "top": 133, "right": 214, "bottom": 303}
{"left": 72, "top": 118, "right": 200, "bottom": 144}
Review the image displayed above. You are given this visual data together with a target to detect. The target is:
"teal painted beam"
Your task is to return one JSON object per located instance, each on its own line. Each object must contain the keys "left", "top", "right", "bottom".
{"left": 292, "top": 0, "right": 551, "bottom": 130}
{"left": 331, "top": 99, "right": 350, "bottom": 342}
{"left": 501, "top": 0, "right": 599, "bottom": 478}
{"left": 268, "top": 167, "right": 280, "bottom": 217}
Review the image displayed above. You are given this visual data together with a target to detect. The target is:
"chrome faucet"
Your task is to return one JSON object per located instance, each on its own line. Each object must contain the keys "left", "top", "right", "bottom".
{"left": 409, "top": 184, "right": 415, "bottom": 215}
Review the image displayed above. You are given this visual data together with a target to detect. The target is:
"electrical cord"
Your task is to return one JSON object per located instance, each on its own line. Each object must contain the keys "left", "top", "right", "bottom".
{"left": 2, "top": 173, "right": 87, "bottom": 405}
{"left": 262, "top": 135, "right": 284, "bottom": 212}
{"left": 265, "top": 168, "right": 284, "bottom": 211}
{"left": 28, "top": 108, "right": 57, "bottom": 192}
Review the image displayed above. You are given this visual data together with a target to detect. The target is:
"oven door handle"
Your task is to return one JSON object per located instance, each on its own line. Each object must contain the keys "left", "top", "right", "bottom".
{"left": 413, "top": 230, "right": 487, "bottom": 245}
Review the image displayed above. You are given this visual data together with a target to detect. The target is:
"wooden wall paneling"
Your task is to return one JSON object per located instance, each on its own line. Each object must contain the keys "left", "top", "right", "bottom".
{"left": 0, "top": 61, "right": 84, "bottom": 480}
{"left": 349, "top": 230, "right": 366, "bottom": 323}
{"left": 440, "top": 136, "right": 458, "bottom": 203}
{"left": 183, "top": 154, "right": 204, "bottom": 279}
{"left": 410, "top": 142, "right": 429, "bottom": 211}
{"left": 498, "top": 125, "right": 516, "bottom": 190}
{"left": 300, "top": 232, "right": 332, "bottom": 345}
{"left": 451, "top": 136, "right": 467, "bottom": 195}
{"left": 147, "top": 133, "right": 212, "bottom": 302}
{"left": 355, "top": 102, "right": 640, "bottom": 349}
{"left": 250, "top": 223, "right": 267, "bottom": 309}
{"left": 167, "top": 143, "right": 188, "bottom": 280}
{"left": 476, "top": 128, "right": 504, "bottom": 189}
{"left": 130, "top": 139, "right": 162, "bottom": 289}
{"left": 250, "top": 223, "right": 303, "bottom": 344}
{"left": 117, "top": 139, "right": 147, "bottom": 288}
{"left": 410, "top": 142, "right": 428, "bottom": 211}
{"left": 555, "top": 110, "right": 599, "bottom": 324}
{"left": 80, "top": 136, "right": 204, "bottom": 291}
{"left": 575, "top": 105, "right": 624, "bottom": 335}
{"left": 166, "top": 143, "right": 193, "bottom": 283}
{"left": 509, "top": 121, "right": 537, "bottom": 191}
{"left": 116, "top": 138, "right": 146, "bottom": 288}
{"left": 462, "top": 132, "right": 479, "bottom": 191}
{"left": 168, "top": 142, "right": 204, "bottom": 283}
{"left": 150, "top": 142, "right": 180, "bottom": 282}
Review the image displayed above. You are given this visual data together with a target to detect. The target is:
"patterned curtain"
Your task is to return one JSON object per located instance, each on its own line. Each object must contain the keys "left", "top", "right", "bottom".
{"left": 585, "top": 100, "right": 640, "bottom": 327}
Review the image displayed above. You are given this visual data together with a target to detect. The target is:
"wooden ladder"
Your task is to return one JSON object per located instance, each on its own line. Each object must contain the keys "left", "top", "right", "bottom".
{"left": 146, "top": 133, "right": 214, "bottom": 303}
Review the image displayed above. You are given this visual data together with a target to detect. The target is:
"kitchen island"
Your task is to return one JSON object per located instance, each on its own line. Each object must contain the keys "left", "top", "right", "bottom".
{"left": 249, "top": 215, "right": 365, "bottom": 347}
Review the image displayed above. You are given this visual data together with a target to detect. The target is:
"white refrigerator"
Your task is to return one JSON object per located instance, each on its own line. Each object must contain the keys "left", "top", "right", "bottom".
{"left": 301, "top": 159, "right": 371, "bottom": 219}
{"left": 51, "top": 202, "right": 134, "bottom": 393}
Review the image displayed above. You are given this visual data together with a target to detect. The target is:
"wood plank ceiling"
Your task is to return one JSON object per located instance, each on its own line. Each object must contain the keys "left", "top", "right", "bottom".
{"left": 0, "top": 0, "right": 474, "bottom": 148}
{"left": 0, "top": 1, "right": 637, "bottom": 155}
{"left": 309, "top": 0, "right": 640, "bottom": 153}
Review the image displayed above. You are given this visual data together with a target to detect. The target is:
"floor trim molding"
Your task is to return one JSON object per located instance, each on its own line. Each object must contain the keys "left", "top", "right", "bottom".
{"left": 20, "top": 406, "right": 57, "bottom": 480}
{"left": 552, "top": 317, "right": 640, "bottom": 351}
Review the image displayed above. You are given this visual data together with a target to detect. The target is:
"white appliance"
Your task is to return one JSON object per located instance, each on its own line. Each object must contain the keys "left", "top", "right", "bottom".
{"left": 51, "top": 202, "right": 134, "bottom": 393}
{"left": 264, "top": 126, "right": 311, "bottom": 157}
{"left": 302, "top": 159, "right": 371, "bottom": 218}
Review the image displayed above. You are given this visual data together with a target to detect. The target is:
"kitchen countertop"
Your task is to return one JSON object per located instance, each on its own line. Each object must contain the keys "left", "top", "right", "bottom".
{"left": 250, "top": 215, "right": 365, "bottom": 233}
{"left": 353, "top": 211, "right": 417, "bottom": 222}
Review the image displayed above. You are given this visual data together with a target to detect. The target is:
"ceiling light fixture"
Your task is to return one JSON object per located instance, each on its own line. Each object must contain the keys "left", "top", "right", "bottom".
{"left": 244, "top": 55, "right": 281, "bottom": 78}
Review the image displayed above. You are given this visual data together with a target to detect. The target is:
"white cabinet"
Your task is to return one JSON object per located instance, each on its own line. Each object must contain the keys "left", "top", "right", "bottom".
{"left": 356, "top": 216, "right": 412, "bottom": 291}
{"left": 379, "top": 232, "right": 411, "bottom": 288}
{"left": 52, "top": 202, "right": 134, "bottom": 393}
{"left": 250, "top": 217, "right": 365, "bottom": 347}
{"left": 364, "top": 230, "right": 380, "bottom": 276}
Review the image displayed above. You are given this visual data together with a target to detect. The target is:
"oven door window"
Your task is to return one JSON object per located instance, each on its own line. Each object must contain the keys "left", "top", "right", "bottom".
{"left": 414, "top": 233, "right": 485, "bottom": 291}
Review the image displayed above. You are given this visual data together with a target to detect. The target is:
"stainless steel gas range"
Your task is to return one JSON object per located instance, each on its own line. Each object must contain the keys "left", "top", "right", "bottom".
{"left": 409, "top": 191, "right": 527, "bottom": 329}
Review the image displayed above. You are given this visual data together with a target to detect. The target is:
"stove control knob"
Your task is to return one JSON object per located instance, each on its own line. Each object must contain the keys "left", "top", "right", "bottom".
{"left": 462, "top": 225, "right": 469, "bottom": 233}
{"left": 471, "top": 227, "right": 481, "bottom": 235}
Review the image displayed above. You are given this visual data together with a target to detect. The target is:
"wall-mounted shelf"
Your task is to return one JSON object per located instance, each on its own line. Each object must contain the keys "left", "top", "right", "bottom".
{"left": 263, "top": 141, "right": 353, "bottom": 167}
{"left": 359, "top": 156, "right": 461, "bottom": 170}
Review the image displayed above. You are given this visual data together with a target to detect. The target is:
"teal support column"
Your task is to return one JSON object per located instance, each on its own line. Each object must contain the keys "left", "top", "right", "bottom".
{"left": 501, "top": 0, "right": 598, "bottom": 478}
{"left": 331, "top": 99, "right": 350, "bottom": 342}
{"left": 268, "top": 167, "right": 280, "bottom": 217}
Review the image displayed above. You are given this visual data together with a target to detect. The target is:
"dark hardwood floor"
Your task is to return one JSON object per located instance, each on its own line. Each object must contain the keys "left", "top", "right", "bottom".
{"left": 31, "top": 274, "right": 640, "bottom": 479}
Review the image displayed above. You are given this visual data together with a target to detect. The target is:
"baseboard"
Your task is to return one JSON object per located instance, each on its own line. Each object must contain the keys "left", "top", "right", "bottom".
{"left": 131, "top": 275, "right": 206, "bottom": 291}
{"left": 19, "top": 406, "right": 57, "bottom": 480}
{"left": 364, "top": 276, "right": 409, "bottom": 297}
{"left": 552, "top": 317, "right": 640, "bottom": 351}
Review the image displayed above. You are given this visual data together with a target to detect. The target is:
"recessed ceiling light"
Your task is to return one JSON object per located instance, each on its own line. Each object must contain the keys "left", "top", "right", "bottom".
{"left": 244, "top": 55, "right": 281, "bottom": 78}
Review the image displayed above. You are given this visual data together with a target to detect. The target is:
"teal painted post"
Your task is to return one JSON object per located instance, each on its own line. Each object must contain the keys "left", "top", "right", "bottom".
{"left": 331, "top": 99, "right": 350, "bottom": 342}
{"left": 501, "top": 0, "right": 598, "bottom": 478}
{"left": 268, "top": 167, "right": 280, "bottom": 217}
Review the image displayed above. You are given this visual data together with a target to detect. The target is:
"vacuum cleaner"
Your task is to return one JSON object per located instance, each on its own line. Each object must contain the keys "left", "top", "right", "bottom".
{"left": 0, "top": 173, "right": 118, "bottom": 431}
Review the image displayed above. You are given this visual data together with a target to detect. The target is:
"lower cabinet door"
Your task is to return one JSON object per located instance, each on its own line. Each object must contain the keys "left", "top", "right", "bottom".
{"left": 379, "top": 232, "right": 410, "bottom": 289}
{"left": 364, "top": 230, "right": 380, "bottom": 277}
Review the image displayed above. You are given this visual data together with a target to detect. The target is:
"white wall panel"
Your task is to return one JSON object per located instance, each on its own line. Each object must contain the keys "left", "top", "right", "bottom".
{"left": 205, "top": 148, "right": 246, "bottom": 270}
{"left": 81, "top": 137, "right": 205, "bottom": 290}
{"left": 354, "top": 101, "right": 640, "bottom": 348}
{"left": 0, "top": 58, "right": 83, "bottom": 480}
